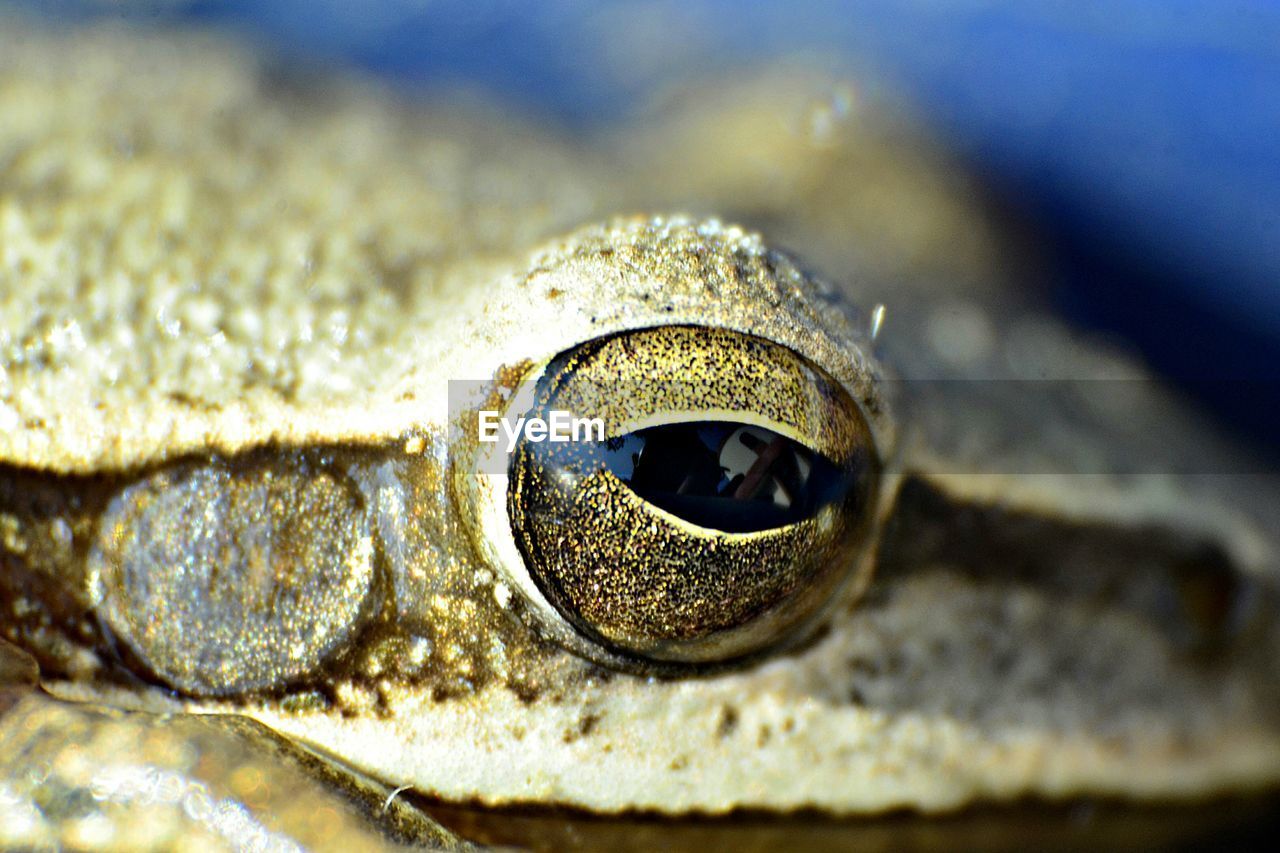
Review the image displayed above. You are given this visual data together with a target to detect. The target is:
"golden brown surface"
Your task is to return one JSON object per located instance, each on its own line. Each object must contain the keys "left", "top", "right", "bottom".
{"left": 1, "top": 15, "right": 1279, "bottom": 846}
{"left": 0, "top": 22, "right": 604, "bottom": 473}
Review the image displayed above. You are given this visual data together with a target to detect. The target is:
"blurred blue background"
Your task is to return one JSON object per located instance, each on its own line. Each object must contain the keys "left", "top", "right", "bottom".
{"left": 11, "top": 0, "right": 1280, "bottom": 447}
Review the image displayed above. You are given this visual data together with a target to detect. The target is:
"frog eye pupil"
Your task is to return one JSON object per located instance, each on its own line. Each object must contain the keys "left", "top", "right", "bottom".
{"left": 602, "top": 422, "right": 848, "bottom": 533}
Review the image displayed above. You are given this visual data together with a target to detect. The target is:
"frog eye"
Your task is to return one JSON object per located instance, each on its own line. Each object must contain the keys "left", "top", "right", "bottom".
{"left": 495, "top": 325, "right": 879, "bottom": 665}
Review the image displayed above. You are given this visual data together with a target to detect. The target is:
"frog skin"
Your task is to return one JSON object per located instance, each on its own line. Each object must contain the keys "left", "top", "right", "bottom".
{"left": 2, "top": 20, "right": 1280, "bottom": 851}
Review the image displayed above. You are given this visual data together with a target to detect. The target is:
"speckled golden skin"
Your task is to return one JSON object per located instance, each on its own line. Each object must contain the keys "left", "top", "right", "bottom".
{"left": 2, "top": 17, "right": 1280, "bottom": 850}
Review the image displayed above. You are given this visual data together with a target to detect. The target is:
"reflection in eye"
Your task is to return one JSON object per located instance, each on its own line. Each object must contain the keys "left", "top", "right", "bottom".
{"left": 602, "top": 423, "right": 848, "bottom": 534}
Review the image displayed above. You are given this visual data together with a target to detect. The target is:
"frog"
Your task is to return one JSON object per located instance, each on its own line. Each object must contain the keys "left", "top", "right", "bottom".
{"left": 2, "top": 17, "right": 1279, "bottom": 852}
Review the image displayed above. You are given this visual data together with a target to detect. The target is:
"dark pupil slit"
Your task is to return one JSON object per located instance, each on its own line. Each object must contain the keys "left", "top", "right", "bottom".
{"left": 601, "top": 422, "right": 848, "bottom": 533}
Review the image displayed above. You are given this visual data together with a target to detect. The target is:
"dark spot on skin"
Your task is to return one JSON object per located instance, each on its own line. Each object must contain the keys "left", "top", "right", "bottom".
{"left": 586, "top": 667, "right": 614, "bottom": 685}
{"left": 757, "top": 725, "right": 771, "bottom": 747}
{"left": 546, "top": 288, "right": 562, "bottom": 299}
{"left": 669, "top": 755, "right": 689, "bottom": 771}
{"left": 1172, "top": 548, "right": 1240, "bottom": 655}
{"left": 507, "top": 680, "right": 541, "bottom": 705}
{"left": 846, "top": 656, "right": 875, "bottom": 677}
{"left": 848, "top": 687, "right": 866, "bottom": 706}
{"left": 782, "top": 717, "right": 795, "bottom": 734}
{"left": 867, "top": 651, "right": 903, "bottom": 678}
{"left": 716, "top": 704, "right": 739, "bottom": 739}
{"left": 374, "top": 683, "right": 394, "bottom": 714}
{"left": 165, "top": 391, "right": 222, "bottom": 412}
{"left": 992, "top": 648, "right": 1016, "bottom": 678}
{"left": 563, "top": 711, "right": 601, "bottom": 743}
{"left": 431, "top": 685, "right": 467, "bottom": 703}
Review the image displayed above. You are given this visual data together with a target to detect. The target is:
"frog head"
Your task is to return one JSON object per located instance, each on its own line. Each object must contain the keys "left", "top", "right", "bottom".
{"left": 1, "top": 24, "right": 1278, "bottom": 832}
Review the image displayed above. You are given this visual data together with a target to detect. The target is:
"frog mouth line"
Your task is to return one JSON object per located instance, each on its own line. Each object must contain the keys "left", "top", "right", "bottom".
{"left": 419, "top": 791, "right": 1280, "bottom": 851}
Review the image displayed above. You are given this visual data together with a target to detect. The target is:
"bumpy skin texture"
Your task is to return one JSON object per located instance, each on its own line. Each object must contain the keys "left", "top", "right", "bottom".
{"left": 1, "top": 17, "right": 1279, "bottom": 846}
{"left": 0, "top": 24, "right": 605, "bottom": 473}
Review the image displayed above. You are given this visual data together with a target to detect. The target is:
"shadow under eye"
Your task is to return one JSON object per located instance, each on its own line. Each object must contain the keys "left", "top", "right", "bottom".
{"left": 600, "top": 422, "right": 849, "bottom": 533}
